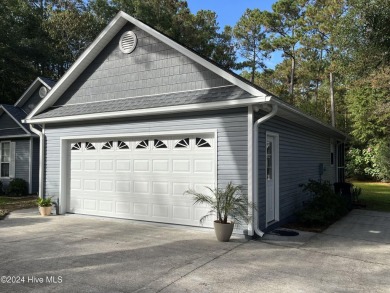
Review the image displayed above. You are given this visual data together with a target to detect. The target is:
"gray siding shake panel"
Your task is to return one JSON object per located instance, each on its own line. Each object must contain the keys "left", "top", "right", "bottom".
{"left": 44, "top": 109, "right": 248, "bottom": 206}
{"left": 257, "top": 113, "right": 336, "bottom": 230}
{"left": 55, "top": 24, "right": 231, "bottom": 106}
{"left": 21, "top": 89, "right": 44, "bottom": 115}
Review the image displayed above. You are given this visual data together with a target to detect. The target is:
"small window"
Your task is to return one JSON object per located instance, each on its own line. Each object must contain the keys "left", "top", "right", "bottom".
{"left": 118, "top": 141, "right": 129, "bottom": 149}
{"left": 102, "top": 141, "right": 113, "bottom": 150}
{"left": 71, "top": 142, "right": 82, "bottom": 151}
{"left": 1, "top": 142, "right": 10, "bottom": 177}
{"left": 196, "top": 137, "right": 211, "bottom": 148}
{"left": 175, "top": 138, "right": 189, "bottom": 148}
{"left": 85, "top": 142, "right": 96, "bottom": 150}
{"left": 154, "top": 139, "right": 167, "bottom": 149}
{"left": 136, "top": 140, "right": 149, "bottom": 149}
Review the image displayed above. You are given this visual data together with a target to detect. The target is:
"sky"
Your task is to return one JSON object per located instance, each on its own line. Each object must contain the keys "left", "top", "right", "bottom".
{"left": 186, "top": 0, "right": 281, "bottom": 69}
{"left": 187, "top": 0, "right": 276, "bottom": 29}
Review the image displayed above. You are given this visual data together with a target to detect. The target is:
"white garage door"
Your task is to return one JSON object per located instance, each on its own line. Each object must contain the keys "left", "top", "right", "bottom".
{"left": 68, "top": 134, "right": 215, "bottom": 227}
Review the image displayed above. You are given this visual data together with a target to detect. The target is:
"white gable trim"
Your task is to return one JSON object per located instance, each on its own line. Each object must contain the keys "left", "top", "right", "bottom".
{"left": 26, "top": 11, "right": 267, "bottom": 120}
{"left": 0, "top": 105, "right": 30, "bottom": 135}
{"left": 14, "top": 77, "right": 54, "bottom": 108}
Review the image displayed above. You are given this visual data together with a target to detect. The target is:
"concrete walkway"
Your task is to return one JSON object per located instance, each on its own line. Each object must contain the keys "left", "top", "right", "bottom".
{"left": 0, "top": 209, "right": 389, "bottom": 292}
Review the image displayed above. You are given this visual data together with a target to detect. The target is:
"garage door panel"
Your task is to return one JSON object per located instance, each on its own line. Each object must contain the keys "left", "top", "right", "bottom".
{"left": 68, "top": 135, "right": 216, "bottom": 227}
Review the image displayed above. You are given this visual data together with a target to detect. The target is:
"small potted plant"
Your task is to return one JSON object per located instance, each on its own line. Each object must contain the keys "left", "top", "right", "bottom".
{"left": 36, "top": 197, "right": 53, "bottom": 216}
{"left": 185, "top": 182, "right": 251, "bottom": 242}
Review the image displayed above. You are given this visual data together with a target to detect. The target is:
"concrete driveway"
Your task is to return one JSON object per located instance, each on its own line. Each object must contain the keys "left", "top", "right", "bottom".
{"left": 0, "top": 209, "right": 389, "bottom": 293}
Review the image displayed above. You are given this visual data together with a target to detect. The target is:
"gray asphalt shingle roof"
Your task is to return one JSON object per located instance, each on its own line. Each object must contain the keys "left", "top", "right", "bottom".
{"left": 34, "top": 86, "right": 255, "bottom": 119}
{"left": 1, "top": 104, "right": 31, "bottom": 134}
{"left": 0, "top": 128, "right": 27, "bottom": 137}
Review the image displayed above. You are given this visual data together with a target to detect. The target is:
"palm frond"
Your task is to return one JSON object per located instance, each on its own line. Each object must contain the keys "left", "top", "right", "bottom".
{"left": 185, "top": 182, "right": 256, "bottom": 226}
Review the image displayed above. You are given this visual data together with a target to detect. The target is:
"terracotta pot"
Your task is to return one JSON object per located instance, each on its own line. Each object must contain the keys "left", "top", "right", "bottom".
{"left": 213, "top": 221, "right": 234, "bottom": 242}
{"left": 39, "top": 206, "right": 52, "bottom": 216}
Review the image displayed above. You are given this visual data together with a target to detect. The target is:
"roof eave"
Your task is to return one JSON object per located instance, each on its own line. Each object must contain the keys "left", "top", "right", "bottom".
{"left": 0, "top": 105, "right": 30, "bottom": 135}
{"left": 24, "top": 96, "right": 270, "bottom": 124}
{"left": 268, "top": 98, "right": 347, "bottom": 139}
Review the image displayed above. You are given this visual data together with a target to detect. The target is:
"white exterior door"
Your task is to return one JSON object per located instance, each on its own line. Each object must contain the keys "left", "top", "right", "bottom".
{"left": 266, "top": 133, "right": 279, "bottom": 224}
{"left": 67, "top": 135, "right": 215, "bottom": 227}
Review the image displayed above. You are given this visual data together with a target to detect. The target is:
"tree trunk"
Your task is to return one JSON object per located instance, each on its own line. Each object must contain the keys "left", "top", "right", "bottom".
{"left": 251, "top": 45, "right": 256, "bottom": 83}
{"left": 289, "top": 56, "right": 295, "bottom": 102}
{"left": 329, "top": 71, "right": 335, "bottom": 127}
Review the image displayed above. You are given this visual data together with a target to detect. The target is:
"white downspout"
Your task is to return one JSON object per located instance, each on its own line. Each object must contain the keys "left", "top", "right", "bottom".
{"left": 29, "top": 124, "right": 45, "bottom": 198}
{"left": 253, "top": 104, "right": 278, "bottom": 237}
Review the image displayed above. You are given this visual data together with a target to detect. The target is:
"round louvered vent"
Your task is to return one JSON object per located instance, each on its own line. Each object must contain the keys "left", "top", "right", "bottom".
{"left": 119, "top": 31, "right": 137, "bottom": 54}
{"left": 39, "top": 86, "right": 48, "bottom": 98}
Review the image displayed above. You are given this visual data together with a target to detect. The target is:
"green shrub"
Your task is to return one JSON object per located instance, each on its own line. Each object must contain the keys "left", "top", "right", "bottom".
{"left": 7, "top": 178, "right": 28, "bottom": 197}
{"left": 36, "top": 197, "right": 52, "bottom": 207}
{"left": 352, "top": 186, "right": 362, "bottom": 203}
{"left": 0, "top": 181, "right": 3, "bottom": 195}
{"left": 297, "top": 180, "right": 348, "bottom": 227}
{"left": 346, "top": 143, "right": 390, "bottom": 181}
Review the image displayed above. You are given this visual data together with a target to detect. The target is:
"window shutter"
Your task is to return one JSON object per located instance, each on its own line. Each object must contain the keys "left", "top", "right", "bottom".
{"left": 9, "top": 142, "right": 16, "bottom": 178}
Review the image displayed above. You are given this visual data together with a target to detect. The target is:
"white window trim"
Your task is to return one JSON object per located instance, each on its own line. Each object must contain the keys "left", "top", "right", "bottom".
{"left": 0, "top": 141, "right": 12, "bottom": 179}
{"left": 59, "top": 129, "right": 218, "bottom": 214}
{"left": 265, "top": 131, "right": 280, "bottom": 227}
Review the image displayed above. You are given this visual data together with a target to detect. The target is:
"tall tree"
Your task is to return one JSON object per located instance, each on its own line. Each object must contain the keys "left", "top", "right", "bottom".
{"left": 263, "top": 0, "right": 305, "bottom": 102}
{"left": 0, "top": 0, "right": 41, "bottom": 103}
{"left": 233, "top": 8, "right": 268, "bottom": 83}
{"left": 304, "top": 0, "right": 345, "bottom": 126}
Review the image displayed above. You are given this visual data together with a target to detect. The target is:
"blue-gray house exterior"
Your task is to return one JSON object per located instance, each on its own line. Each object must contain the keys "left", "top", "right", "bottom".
{"left": 25, "top": 12, "right": 346, "bottom": 235}
{"left": 0, "top": 77, "right": 55, "bottom": 194}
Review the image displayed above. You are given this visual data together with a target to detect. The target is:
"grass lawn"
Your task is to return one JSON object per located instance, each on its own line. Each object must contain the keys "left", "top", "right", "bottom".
{"left": 351, "top": 181, "right": 390, "bottom": 212}
{"left": 0, "top": 196, "right": 38, "bottom": 219}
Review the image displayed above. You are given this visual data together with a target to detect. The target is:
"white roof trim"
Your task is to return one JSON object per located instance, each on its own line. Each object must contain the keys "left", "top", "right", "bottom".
{"left": 268, "top": 98, "right": 347, "bottom": 139}
{"left": 26, "top": 11, "right": 268, "bottom": 120}
{"left": 24, "top": 96, "right": 269, "bottom": 124}
{"left": 0, "top": 105, "right": 30, "bottom": 135}
{"left": 14, "top": 77, "right": 53, "bottom": 107}
{"left": 23, "top": 11, "right": 346, "bottom": 139}
{"left": 0, "top": 134, "right": 34, "bottom": 139}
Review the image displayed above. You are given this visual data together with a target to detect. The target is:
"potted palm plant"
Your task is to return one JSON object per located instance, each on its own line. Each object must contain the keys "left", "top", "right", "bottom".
{"left": 36, "top": 197, "right": 53, "bottom": 216}
{"left": 185, "top": 182, "right": 251, "bottom": 242}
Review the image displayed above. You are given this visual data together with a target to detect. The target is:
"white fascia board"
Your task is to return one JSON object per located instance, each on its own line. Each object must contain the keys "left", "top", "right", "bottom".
{"left": 25, "top": 96, "right": 269, "bottom": 124}
{"left": 14, "top": 77, "right": 42, "bottom": 107}
{"left": 0, "top": 106, "right": 30, "bottom": 135}
{"left": 37, "top": 77, "right": 54, "bottom": 90}
{"left": 27, "top": 11, "right": 270, "bottom": 120}
{"left": 269, "top": 98, "right": 347, "bottom": 139}
{"left": 14, "top": 77, "right": 54, "bottom": 108}
{"left": 0, "top": 134, "right": 33, "bottom": 139}
{"left": 26, "top": 12, "right": 127, "bottom": 119}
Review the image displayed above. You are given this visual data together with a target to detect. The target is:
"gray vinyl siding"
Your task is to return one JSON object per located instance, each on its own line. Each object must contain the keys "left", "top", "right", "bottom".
{"left": 54, "top": 23, "right": 231, "bottom": 106}
{"left": 15, "top": 139, "right": 30, "bottom": 185}
{"left": 0, "top": 112, "right": 19, "bottom": 129}
{"left": 44, "top": 108, "right": 248, "bottom": 204}
{"left": 0, "top": 138, "right": 31, "bottom": 192}
{"left": 31, "top": 137, "right": 40, "bottom": 193}
{"left": 257, "top": 113, "right": 336, "bottom": 230}
{"left": 21, "top": 89, "right": 44, "bottom": 115}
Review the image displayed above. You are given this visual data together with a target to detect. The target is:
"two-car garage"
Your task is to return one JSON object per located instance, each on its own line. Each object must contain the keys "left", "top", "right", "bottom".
{"left": 66, "top": 134, "right": 216, "bottom": 227}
